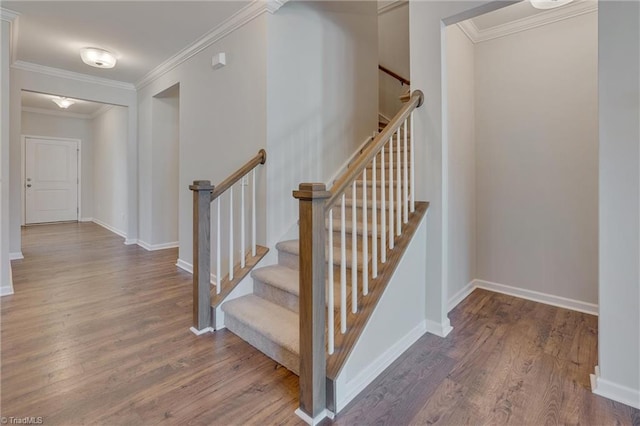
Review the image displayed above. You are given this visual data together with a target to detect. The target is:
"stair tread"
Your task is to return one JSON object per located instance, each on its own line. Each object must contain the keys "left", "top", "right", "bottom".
{"left": 222, "top": 294, "right": 299, "bottom": 355}
{"left": 277, "top": 239, "right": 367, "bottom": 270}
{"left": 252, "top": 265, "right": 299, "bottom": 296}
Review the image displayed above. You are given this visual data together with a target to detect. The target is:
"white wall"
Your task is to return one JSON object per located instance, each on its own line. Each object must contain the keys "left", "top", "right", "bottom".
{"left": 21, "top": 110, "right": 94, "bottom": 219}
{"left": 91, "top": 106, "right": 129, "bottom": 235}
{"left": 595, "top": 0, "right": 640, "bottom": 409}
{"left": 9, "top": 67, "right": 137, "bottom": 254}
{"left": 1, "top": 19, "right": 12, "bottom": 294}
{"left": 445, "top": 24, "right": 476, "bottom": 303}
{"left": 474, "top": 12, "right": 599, "bottom": 304}
{"left": 137, "top": 14, "right": 268, "bottom": 272}
{"left": 149, "top": 85, "right": 179, "bottom": 247}
{"left": 266, "top": 1, "right": 378, "bottom": 247}
{"left": 410, "top": 0, "right": 500, "bottom": 335}
{"left": 378, "top": 2, "right": 409, "bottom": 119}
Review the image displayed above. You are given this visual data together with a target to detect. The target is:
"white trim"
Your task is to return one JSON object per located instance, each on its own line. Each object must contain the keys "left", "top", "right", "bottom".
{"left": 93, "top": 218, "right": 127, "bottom": 239}
{"left": 447, "top": 280, "right": 475, "bottom": 312}
{"left": 378, "top": 112, "right": 392, "bottom": 123}
{"left": 9, "top": 252, "right": 23, "bottom": 260}
{"left": 336, "top": 320, "right": 428, "bottom": 412}
{"left": 124, "top": 238, "right": 137, "bottom": 245}
{"left": 294, "top": 408, "right": 334, "bottom": 426}
{"left": 190, "top": 326, "right": 213, "bottom": 336}
{"left": 79, "top": 217, "right": 93, "bottom": 222}
{"left": 176, "top": 258, "right": 217, "bottom": 284}
{"left": 137, "top": 240, "right": 179, "bottom": 251}
{"left": 591, "top": 365, "right": 640, "bottom": 409}
{"left": 0, "top": 7, "right": 19, "bottom": 22}
{"left": 474, "top": 279, "right": 599, "bottom": 316}
{"left": 457, "top": 1, "right": 598, "bottom": 44}
{"left": 425, "top": 318, "right": 453, "bottom": 338}
{"left": 22, "top": 106, "right": 91, "bottom": 120}
{"left": 12, "top": 61, "right": 135, "bottom": 91}
{"left": 0, "top": 285, "right": 14, "bottom": 296}
{"left": 135, "top": 0, "right": 288, "bottom": 89}
{"left": 378, "top": 0, "right": 408, "bottom": 16}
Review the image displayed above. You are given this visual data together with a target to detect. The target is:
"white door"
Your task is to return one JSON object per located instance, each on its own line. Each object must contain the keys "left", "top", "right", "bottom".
{"left": 25, "top": 138, "right": 79, "bottom": 224}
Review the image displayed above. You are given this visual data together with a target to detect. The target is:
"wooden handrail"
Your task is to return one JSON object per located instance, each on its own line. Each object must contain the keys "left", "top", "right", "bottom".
{"left": 325, "top": 90, "right": 423, "bottom": 209}
{"left": 210, "top": 149, "right": 267, "bottom": 201}
{"left": 379, "top": 64, "right": 410, "bottom": 86}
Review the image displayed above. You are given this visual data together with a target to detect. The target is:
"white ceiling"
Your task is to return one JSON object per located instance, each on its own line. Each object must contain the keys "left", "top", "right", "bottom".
{"left": 470, "top": 1, "right": 544, "bottom": 31}
{"left": 22, "top": 91, "right": 107, "bottom": 116}
{"left": 3, "top": 1, "right": 250, "bottom": 84}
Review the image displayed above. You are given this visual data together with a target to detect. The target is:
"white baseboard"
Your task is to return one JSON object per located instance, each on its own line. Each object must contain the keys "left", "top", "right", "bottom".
{"left": 448, "top": 280, "right": 475, "bottom": 312}
{"left": 124, "top": 238, "right": 137, "bottom": 245}
{"left": 137, "top": 240, "right": 179, "bottom": 251}
{"left": 79, "top": 217, "right": 93, "bottom": 222}
{"left": 176, "top": 258, "right": 217, "bottom": 284}
{"left": 336, "top": 320, "right": 428, "bottom": 412}
{"left": 9, "top": 252, "right": 24, "bottom": 260}
{"left": 190, "top": 326, "right": 213, "bottom": 336}
{"left": 0, "top": 285, "right": 14, "bottom": 296}
{"left": 425, "top": 318, "right": 453, "bottom": 338}
{"left": 294, "top": 408, "right": 334, "bottom": 426}
{"left": 474, "top": 279, "right": 599, "bottom": 316}
{"left": 591, "top": 365, "right": 640, "bottom": 409}
{"left": 92, "top": 218, "right": 127, "bottom": 239}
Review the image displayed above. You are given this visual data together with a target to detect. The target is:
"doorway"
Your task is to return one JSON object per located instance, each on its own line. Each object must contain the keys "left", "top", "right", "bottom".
{"left": 24, "top": 136, "right": 79, "bottom": 224}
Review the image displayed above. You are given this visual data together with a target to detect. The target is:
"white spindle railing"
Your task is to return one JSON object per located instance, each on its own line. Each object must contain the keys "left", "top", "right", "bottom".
{"left": 403, "top": 120, "right": 409, "bottom": 223}
{"left": 362, "top": 169, "right": 368, "bottom": 296}
{"left": 410, "top": 111, "right": 415, "bottom": 213}
{"left": 328, "top": 210, "right": 334, "bottom": 354}
{"left": 389, "top": 133, "right": 394, "bottom": 250}
{"left": 340, "top": 194, "right": 347, "bottom": 333}
{"left": 372, "top": 156, "right": 378, "bottom": 278}
{"left": 190, "top": 149, "right": 266, "bottom": 333}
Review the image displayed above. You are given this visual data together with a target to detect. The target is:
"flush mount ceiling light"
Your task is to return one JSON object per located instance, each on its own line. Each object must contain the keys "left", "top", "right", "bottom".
{"left": 80, "top": 47, "right": 116, "bottom": 69}
{"left": 530, "top": 0, "right": 574, "bottom": 9}
{"left": 51, "top": 97, "right": 75, "bottom": 109}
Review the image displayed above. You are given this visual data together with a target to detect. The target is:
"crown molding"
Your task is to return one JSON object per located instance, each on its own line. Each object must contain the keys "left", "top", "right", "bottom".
{"left": 11, "top": 60, "right": 135, "bottom": 91}
{"left": 0, "top": 7, "right": 19, "bottom": 22}
{"left": 22, "top": 106, "right": 91, "bottom": 120}
{"left": 457, "top": 0, "right": 598, "bottom": 44}
{"left": 135, "top": 0, "right": 289, "bottom": 89}
{"left": 378, "top": 0, "right": 408, "bottom": 16}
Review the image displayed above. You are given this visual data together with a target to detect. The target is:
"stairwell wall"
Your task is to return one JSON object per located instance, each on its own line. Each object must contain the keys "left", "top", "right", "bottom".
{"left": 378, "top": 1, "right": 409, "bottom": 119}
{"left": 265, "top": 1, "right": 378, "bottom": 248}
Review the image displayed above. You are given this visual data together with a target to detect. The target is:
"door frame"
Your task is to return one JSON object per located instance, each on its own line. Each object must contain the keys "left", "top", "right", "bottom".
{"left": 21, "top": 135, "right": 82, "bottom": 225}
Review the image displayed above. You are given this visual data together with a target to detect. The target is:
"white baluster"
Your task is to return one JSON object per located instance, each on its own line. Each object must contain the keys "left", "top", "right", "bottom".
{"left": 403, "top": 119, "right": 409, "bottom": 223}
{"left": 389, "top": 132, "right": 395, "bottom": 250}
{"left": 397, "top": 127, "right": 402, "bottom": 236}
{"left": 216, "top": 198, "right": 221, "bottom": 294}
{"left": 410, "top": 111, "right": 415, "bottom": 213}
{"left": 351, "top": 181, "right": 358, "bottom": 314}
{"left": 340, "top": 194, "right": 347, "bottom": 333}
{"left": 362, "top": 169, "right": 368, "bottom": 296}
{"left": 241, "top": 176, "right": 245, "bottom": 268}
{"left": 328, "top": 209, "right": 334, "bottom": 354}
{"left": 229, "top": 187, "right": 234, "bottom": 280}
{"left": 252, "top": 168, "right": 256, "bottom": 256}
{"left": 381, "top": 146, "right": 387, "bottom": 263}
{"left": 372, "top": 155, "right": 378, "bottom": 278}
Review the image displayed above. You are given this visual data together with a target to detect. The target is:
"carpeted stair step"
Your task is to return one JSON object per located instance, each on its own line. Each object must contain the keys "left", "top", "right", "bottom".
{"left": 252, "top": 265, "right": 347, "bottom": 313}
{"left": 276, "top": 239, "right": 367, "bottom": 271}
{"left": 221, "top": 294, "right": 299, "bottom": 374}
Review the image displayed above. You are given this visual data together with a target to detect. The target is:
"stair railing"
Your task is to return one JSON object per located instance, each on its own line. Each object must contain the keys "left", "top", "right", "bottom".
{"left": 190, "top": 149, "right": 267, "bottom": 333}
{"left": 293, "top": 91, "right": 424, "bottom": 420}
{"left": 378, "top": 64, "right": 410, "bottom": 86}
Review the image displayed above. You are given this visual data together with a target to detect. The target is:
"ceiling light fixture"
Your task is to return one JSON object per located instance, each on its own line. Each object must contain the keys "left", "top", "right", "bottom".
{"left": 80, "top": 47, "right": 117, "bottom": 69}
{"left": 51, "top": 97, "right": 75, "bottom": 109}
{"left": 530, "top": 0, "right": 574, "bottom": 10}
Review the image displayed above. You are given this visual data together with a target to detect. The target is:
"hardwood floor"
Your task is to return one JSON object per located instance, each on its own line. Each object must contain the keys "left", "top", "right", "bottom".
{"left": 3, "top": 223, "right": 639, "bottom": 425}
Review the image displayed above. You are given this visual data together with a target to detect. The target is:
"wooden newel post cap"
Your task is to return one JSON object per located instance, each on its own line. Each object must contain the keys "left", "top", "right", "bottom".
{"left": 190, "top": 180, "right": 214, "bottom": 191}
{"left": 293, "top": 183, "right": 331, "bottom": 201}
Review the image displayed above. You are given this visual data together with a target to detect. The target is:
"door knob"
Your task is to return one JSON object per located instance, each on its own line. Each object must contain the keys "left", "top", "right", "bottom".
{"left": 26, "top": 184, "right": 31, "bottom": 188}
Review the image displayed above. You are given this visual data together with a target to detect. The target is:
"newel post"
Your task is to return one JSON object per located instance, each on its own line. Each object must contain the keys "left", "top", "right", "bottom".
{"left": 190, "top": 180, "right": 214, "bottom": 333}
{"left": 293, "top": 183, "right": 331, "bottom": 423}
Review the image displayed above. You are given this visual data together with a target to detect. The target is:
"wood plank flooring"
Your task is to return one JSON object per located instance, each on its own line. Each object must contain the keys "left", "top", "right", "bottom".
{"left": 3, "top": 222, "right": 639, "bottom": 425}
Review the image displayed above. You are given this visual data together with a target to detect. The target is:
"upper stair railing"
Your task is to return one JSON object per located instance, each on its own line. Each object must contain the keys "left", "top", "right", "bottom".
{"left": 293, "top": 90, "right": 424, "bottom": 420}
{"left": 190, "top": 149, "right": 268, "bottom": 333}
{"left": 378, "top": 64, "right": 410, "bottom": 86}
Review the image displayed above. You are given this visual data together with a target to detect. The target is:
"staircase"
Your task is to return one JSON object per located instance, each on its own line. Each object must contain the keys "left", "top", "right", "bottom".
{"left": 220, "top": 141, "right": 409, "bottom": 375}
